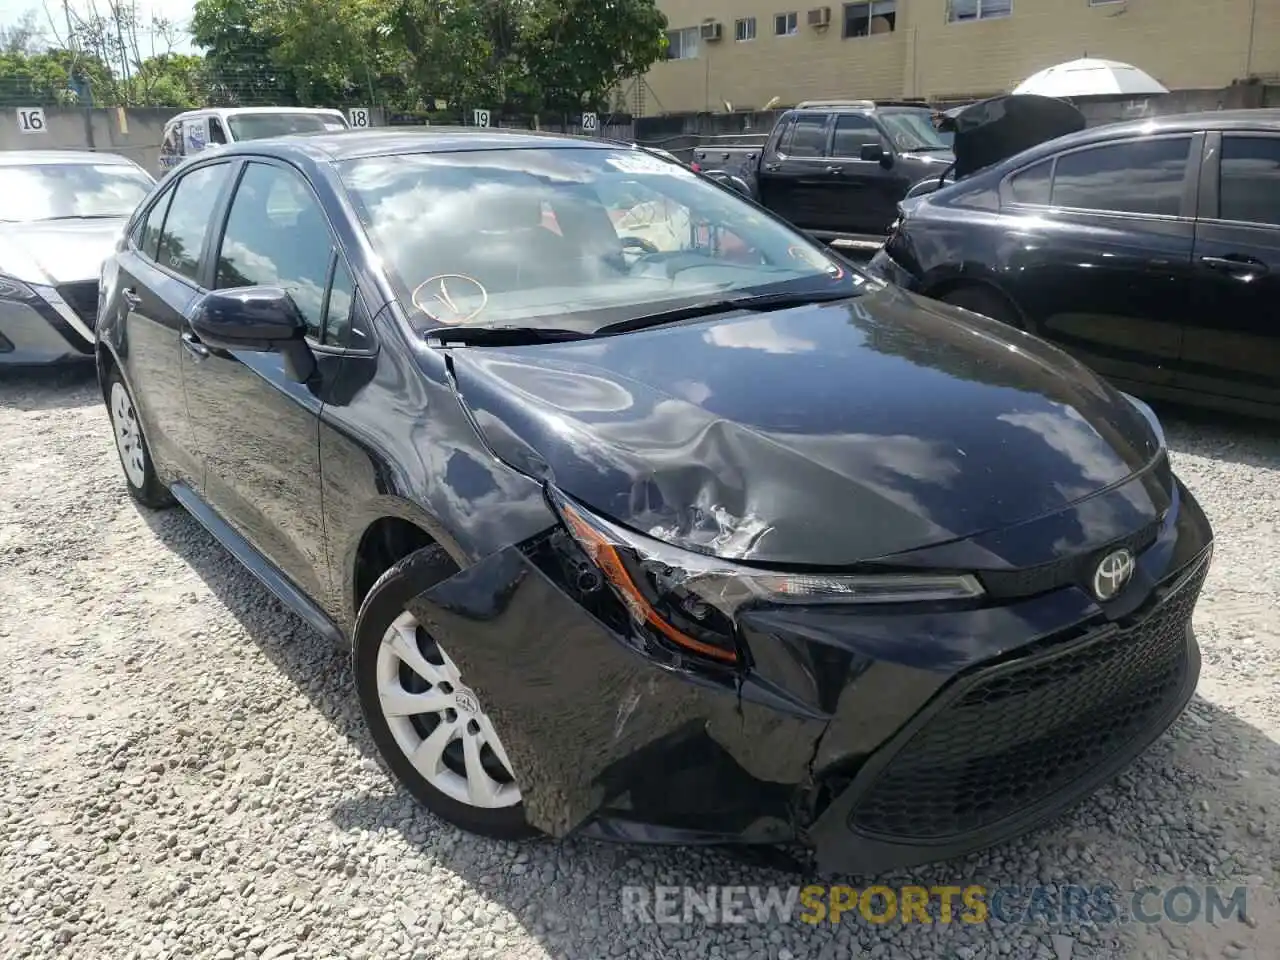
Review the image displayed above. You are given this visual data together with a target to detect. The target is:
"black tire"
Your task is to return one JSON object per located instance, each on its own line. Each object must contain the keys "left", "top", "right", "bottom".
{"left": 353, "top": 545, "right": 539, "bottom": 841}
{"left": 104, "top": 365, "right": 173, "bottom": 509}
{"left": 939, "top": 285, "right": 1023, "bottom": 330}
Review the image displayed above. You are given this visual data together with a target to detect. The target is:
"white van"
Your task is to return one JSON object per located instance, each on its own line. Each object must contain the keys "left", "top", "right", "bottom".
{"left": 158, "top": 107, "right": 351, "bottom": 171}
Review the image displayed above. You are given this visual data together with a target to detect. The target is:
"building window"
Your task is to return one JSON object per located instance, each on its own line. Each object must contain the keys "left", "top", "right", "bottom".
{"left": 775, "top": 12, "right": 798, "bottom": 35}
{"left": 843, "top": 1, "right": 896, "bottom": 37}
{"left": 948, "top": 0, "right": 1013, "bottom": 22}
{"left": 735, "top": 17, "right": 757, "bottom": 41}
{"left": 664, "top": 27, "right": 700, "bottom": 60}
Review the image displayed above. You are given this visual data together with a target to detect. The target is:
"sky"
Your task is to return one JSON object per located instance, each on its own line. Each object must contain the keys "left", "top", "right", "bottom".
{"left": 0, "top": 0, "right": 199, "bottom": 55}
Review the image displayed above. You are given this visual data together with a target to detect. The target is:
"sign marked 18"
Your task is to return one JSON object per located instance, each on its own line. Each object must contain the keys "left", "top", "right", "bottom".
{"left": 473, "top": 109, "right": 490, "bottom": 127}
{"left": 16, "top": 107, "right": 46, "bottom": 134}
{"left": 581, "top": 112, "right": 598, "bottom": 133}
{"left": 348, "top": 107, "right": 371, "bottom": 128}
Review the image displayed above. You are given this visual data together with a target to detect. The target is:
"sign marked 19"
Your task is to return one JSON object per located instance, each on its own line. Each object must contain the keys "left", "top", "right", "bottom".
{"left": 473, "top": 109, "right": 490, "bottom": 127}
{"left": 16, "top": 107, "right": 46, "bottom": 134}
{"left": 581, "top": 112, "right": 598, "bottom": 133}
{"left": 348, "top": 107, "right": 371, "bottom": 128}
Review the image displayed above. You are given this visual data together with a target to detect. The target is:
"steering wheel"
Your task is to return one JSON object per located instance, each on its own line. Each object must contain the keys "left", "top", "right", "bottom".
{"left": 620, "top": 235, "right": 661, "bottom": 256}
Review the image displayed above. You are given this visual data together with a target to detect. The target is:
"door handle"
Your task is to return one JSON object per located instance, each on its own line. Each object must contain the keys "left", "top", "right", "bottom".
{"left": 121, "top": 288, "right": 142, "bottom": 308}
{"left": 181, "top": 331, "right": 210, "bottom": 360}
{"left": 1200, "top": 255, "right": 1269, "bottom": 277}
{"left": 763, "top": 162, "right": 781, "bottom": 172}
{"left": 825, "top": 165, "right": 843, "bottom": 175}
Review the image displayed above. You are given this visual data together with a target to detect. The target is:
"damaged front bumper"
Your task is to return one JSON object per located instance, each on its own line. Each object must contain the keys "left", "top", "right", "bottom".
{"left": 404, "top": 474, "right": 1213, "bottom": 875}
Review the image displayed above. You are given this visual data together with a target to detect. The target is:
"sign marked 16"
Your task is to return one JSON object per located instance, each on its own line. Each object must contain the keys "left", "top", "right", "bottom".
{"left": 16, "top": 107, "right": 46, "bottom": 134}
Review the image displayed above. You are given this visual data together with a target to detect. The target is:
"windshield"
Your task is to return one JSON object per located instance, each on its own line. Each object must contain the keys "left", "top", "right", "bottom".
{"left": 339, "top": 146, "right": 863, "bottom": 334}
{"left": 879, "top": 108, "right": 952, "bottom": 152}
{"left": 0, "top": 162, "right": 154, "bottom": 222}
{"left": 226, "top": 112, "right": 347, "bottom": 141}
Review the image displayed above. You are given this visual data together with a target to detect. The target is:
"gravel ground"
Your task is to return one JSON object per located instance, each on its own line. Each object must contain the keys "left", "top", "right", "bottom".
{"left": 2, "top": 366, "right": 1277, "bottom": 960}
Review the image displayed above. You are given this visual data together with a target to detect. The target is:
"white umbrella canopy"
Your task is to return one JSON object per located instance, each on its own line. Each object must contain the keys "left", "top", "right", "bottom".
{"left": 1012, "top": 58, "right": 1168, "bottom": 98}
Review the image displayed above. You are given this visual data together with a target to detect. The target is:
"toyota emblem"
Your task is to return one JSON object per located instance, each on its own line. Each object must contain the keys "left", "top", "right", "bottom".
{"left": 1092, "top": 548, "right": 1135, "bottom": 601}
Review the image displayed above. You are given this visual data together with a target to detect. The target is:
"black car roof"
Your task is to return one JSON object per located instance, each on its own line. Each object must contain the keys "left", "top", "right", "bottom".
{"left": 1035, "top": 108, "right": 1280, "bottom": 153}
{"left": 214, "top": 127, "right": 617, "bottom": 163}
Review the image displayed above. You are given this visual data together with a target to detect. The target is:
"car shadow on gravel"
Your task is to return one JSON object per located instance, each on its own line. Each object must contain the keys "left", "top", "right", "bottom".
{"left": 0, "top": 363, "right": 100, "bottom": 412}
{"left": 141, "top": 503, "right": 1278, "bottom": 959}
{"left": 1157, "top": 403, "right": 1280, "bottom": 470}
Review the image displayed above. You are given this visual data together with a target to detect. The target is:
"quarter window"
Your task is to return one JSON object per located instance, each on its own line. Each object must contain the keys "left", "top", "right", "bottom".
{"left": 785, "top": 116, "right": 829, "bottom": 158}
{"left": 775, "top": 12, "right": 798, "bottom": 35}
{"left": 1218, "top": 135, "right": 1280, "bottom": 227}
{"left": 209, "top": 117, "right": 228, "bottom": 144}
{"left": 1007, "top": 159, "right": 1053, "bottom": 205}
{"left": 843, "top": 1, "right": 896, "bottom": 37}
{"left": 831, "top": 115, "right": 886, "bottom": 157}
{"left": 1051, "top": 138, "right": 1191, "bottom": 216}
{"left": 323, "top": 257, "right": 357, "bottom": 348}
{"left": 948, "top": 0, "right": 1012, "bottom": 22}
{"left": 214, "top": 162, "right": 336, "bottom": 341}
{"left": 157, "top": 163, "right": 231, "bottom": 282}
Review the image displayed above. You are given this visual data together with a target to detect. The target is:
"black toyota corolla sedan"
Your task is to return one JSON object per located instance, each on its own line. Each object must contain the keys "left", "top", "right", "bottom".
{"left": 96, "top": 128, "right": 1213, "bottom": 874}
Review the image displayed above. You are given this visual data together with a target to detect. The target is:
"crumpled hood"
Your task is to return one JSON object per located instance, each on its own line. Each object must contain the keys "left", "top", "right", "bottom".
{"left": 448, "top": 284, "right": 1161, "bottom": 565}
{"left": 0, "top": 218, "right": 126, "bottom": 285}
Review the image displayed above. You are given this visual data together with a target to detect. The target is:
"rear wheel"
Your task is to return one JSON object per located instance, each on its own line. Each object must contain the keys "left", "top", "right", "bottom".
{"left": 939, "top": 285, "right": 1023, "bottom": 330}
{"left": 106, "top": 367, "right": 172, "bottom": 509}
{"left": 353, "top": 546, "right": 538, "bottom": 840}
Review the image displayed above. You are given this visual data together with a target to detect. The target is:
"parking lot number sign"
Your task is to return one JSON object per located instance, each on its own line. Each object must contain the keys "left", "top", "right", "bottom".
{"left": 348, "top": 107, "right": 371, "bottom": 128}
{"left": 582, "top": 112, "right": 598, "bottom": 133}
{"left": 473, "top": 109, "right": 490, "bottom": 127}
{"left": 16, "top": 107, "right": 46, "bottom": 134}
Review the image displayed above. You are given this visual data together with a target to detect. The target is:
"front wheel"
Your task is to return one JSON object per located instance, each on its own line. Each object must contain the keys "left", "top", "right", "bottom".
{"left": 105, "top": 367, "right": 172, "bottom": 509}
{"left": 352, "top": 546, "right": 538, "bottom": 840}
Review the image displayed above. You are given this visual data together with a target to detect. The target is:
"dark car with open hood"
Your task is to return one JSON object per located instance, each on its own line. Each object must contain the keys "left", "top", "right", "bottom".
{"left": 96, "top": 128, "right": 1213, "bottom": 874}
{"left": 0, "top": 151, "right": 155, "bottom": 366}
{"left": 872, "top": 104, "right": 1280, "bottom": 420}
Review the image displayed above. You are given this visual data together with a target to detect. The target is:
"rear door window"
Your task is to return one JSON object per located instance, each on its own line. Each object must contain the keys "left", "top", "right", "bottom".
{"left": 1051, "top": 137, "right": 1192, "bottom": 217}
{"left": 785, "top": 114, "right": 830, "bottom": 158}
{"left": 1218, "top": 135, "right": 1280, "bottom": 227}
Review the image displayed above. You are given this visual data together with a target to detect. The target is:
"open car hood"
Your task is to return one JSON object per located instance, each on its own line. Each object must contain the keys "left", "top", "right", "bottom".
{"left": 939, "top": 94, "right": 1085, "bottom": 179}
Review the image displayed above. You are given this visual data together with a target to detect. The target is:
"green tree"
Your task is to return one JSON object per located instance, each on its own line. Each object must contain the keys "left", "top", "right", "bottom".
{"left": 0, "top": 49, "right": 113, "bottom": 106}
{"left": 134, "top": 54, "right": 208, "bottom": 108}
{"left": 518, "top": 0, "right": 667, "bottom": 114}
{"left": 191, "top": 0, "right": 299, "bottom": 105}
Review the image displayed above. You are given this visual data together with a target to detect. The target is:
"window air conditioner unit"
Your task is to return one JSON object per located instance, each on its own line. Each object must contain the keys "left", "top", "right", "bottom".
{"left": 807, "top": 7, "right": 831, "bottom": 27}
{"left": 700, "top": 20, "right": 723, "bottom": 40}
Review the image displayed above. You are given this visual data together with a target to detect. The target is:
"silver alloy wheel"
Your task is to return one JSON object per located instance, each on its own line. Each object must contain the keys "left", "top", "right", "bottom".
{"left": 376, "top": 610, "right": 521, "bottom": 809}
{"left": 110, "top": 381, "right": 147, "bottom": 489}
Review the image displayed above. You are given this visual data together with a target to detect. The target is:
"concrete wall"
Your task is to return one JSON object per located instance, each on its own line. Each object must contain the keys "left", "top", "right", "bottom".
{"left": 641, "top": 0, "right": 1280, "bottom": 115}
{"left": 0, "top": 106, "right": 174, "bottom": 175}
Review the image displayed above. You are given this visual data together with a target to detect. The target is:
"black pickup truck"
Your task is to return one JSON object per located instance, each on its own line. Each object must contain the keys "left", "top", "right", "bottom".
{"left": 694, "top": 100, "right": 956, "bottom": 254}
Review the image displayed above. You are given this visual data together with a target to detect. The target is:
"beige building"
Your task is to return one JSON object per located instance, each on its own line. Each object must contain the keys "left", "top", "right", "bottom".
{"left": 639, "top": 0, "right": 1280, "bottom": 114}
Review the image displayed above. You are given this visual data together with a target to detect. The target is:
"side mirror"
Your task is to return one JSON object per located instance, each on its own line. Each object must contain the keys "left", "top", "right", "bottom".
{"left": 190, "top": 286, "right": 316, "bottom": 382}
{"left": 860, "top": 142, "right": 894, "bottom": 168}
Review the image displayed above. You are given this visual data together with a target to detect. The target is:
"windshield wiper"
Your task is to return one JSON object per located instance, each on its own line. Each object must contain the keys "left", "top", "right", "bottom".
{"left": 594, "top": 288, "right": 859, "bottom": 335}
{"left": 424, "top": 325, "right": 591, "bottom": 346}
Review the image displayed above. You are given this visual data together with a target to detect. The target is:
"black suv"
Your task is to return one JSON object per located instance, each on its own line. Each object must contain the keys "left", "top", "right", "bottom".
{"left": 870, "top": 109, "right": 1280, "bottom": 419}
{"left": 695, "top": 100, "right": 955, "bottom": 251}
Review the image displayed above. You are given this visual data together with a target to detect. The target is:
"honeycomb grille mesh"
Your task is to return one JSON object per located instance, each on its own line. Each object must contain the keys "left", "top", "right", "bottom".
{"left": 848, "top": 557, "right": 1207, "bottom": 842}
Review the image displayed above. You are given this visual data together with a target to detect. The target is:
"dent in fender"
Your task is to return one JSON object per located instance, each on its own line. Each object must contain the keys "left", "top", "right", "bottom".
{"left": 402, "top": 541, "right": 828, "bottom": 838}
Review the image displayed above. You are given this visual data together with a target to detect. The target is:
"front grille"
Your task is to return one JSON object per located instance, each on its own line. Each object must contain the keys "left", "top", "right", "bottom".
{"left": 57, "top": 281, "right": 99, "bottom": 328}
{"left": 979, "top": 517, "right": 1162, "bottom": 600}
{"left": 847, "top": 553, "right": 1207, "bottom": 842}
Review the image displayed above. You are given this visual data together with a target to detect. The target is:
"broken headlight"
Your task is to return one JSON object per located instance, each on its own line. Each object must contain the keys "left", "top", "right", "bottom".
{"left": 549, "top": 490, "right": 984, "bottom": 666}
